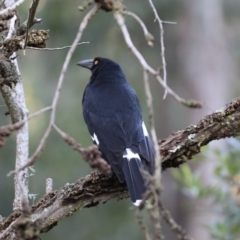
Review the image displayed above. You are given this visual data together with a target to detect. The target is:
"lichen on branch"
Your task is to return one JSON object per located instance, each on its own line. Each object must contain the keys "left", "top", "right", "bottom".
{"left": 2, "top": 29, "right": 49, "bottom": 57}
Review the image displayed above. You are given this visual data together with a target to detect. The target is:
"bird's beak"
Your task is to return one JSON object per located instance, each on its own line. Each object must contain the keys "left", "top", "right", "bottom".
{"left": 77, "top": 59, "right": 94, "bottom": 69}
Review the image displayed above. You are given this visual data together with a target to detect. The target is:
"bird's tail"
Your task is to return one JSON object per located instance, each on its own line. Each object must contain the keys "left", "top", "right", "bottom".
{"left": 122, "top": 149, "right": 147, "bottom": 206}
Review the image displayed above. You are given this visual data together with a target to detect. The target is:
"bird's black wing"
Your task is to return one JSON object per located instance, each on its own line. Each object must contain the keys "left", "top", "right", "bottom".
{"left": 84, "top": 110, "right": 127, "bottom": 181}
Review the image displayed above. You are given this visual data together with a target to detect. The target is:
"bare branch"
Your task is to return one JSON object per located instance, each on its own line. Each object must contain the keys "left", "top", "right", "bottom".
{"left": 162, "top": 20, "right": 177, "bottom": 24}
{"left": 23, "top": 0, "right": 41, "bottom": 47}
{"left": 161, "top": 98, "right": 240, "bottom": 169}
{"left": 26, "top": 106, "right": 52, "bottom": 120}
{"left": 114, "top": 11, "right": 202, "bottom": 108}
{"left": 0, "top": 171, "right": 128, "bottom": 240}
{"left": 25, "top": 0, "right": 40, "bottom": 29}
{"left": 10, "top": 63, "right": 29, "bottom": 211}
{"left": 26, "top": 42, "right": 90, "bottom": 51}
{"left": 53, "top": 124, "right": 112, "bottom": 176}
{"left": 141, "top": 71, "right": 162, "bottom": 240}
{"left": 0, "top": 0, "right": 25, "bottom": 15}
{"left": 1, "top": 106, "right": 51, "bottom": 132}
{"left": 9, "top": 5, "right": 98, "bottom": 175}
{"left": 143, "top": 70, "right": 161, "bottom": 185}
{"left": 148, "top": 184, "right": 164, "bottom": 240}
{"left": 147, "top": 0, "right": 168, "bottom": 98}
{"left": 159, "top": 201, "right": 194, "bottom": 240}
{"left": 50, "top": 5, "right": 97, "bottom": 123}
{"left": 123, "top": 10, "right": 154, "bottom": 46}
{"left": 1, "top": 106, "right": 51, "bottom": 150}
{"left": 135, "top": 208, "right": 152, "bottom": 240}
{"left": 50, "top": 5, "right": 97, "bottom": 124}
{"left": 2, "top": 29, "right": 50, "bottom": 57}
{"left": 0, "top": 0, "right": 29, "bottom": 210}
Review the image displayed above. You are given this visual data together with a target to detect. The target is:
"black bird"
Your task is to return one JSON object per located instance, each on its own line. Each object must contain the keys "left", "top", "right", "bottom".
{"left": 77, "top": 57, "right": 155, "bottom": 206}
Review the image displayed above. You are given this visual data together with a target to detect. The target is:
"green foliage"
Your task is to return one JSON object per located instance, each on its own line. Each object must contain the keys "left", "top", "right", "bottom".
{"left": 172, "top": 139, "right": 240, "bottom": 240}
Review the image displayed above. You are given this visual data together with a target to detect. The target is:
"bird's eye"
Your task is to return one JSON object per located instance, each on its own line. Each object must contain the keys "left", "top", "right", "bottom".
{"left": 94, "top": 60, "right": 99, "bottom": 65}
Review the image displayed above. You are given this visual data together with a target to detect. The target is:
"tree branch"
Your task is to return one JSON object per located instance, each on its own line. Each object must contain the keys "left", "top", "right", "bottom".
{"left": 26, "top": 42, "right": 89, "bottom": 51}
{"left": 140, "top": 70, "right": 163, "bottom": 239}
{"left": 114, "top": 11, "right": 202, "bottom": 108}
{"left": 123, "top": 10, "right": 154, "bottom": 46}
{"left": 22, "top": 0, "right": 41, "bottom": 47}
{"left": 0, "top": 0, "right": 29, "bottom": 211}
{"left": 147, "top": 0, "right": 168, "bottom": 98}
{"left": 10, "top": 5, "right": 98, "bottom": 175}
{"left": 0, "top": 0, "right": 26, "bottom": 15}
{"left": 1, "top": 97, "right": 240, "bottom": 239}
{"left": 0, "top": 171, "right": 128, "bottom": 239}
{"left": 160, "top": 97, "right": 240, "bottom": 169}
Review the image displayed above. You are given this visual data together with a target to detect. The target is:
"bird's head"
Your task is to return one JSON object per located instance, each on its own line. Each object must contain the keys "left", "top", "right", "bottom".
{"left": 77, "top": 57, "right": 126, "bottom": 82}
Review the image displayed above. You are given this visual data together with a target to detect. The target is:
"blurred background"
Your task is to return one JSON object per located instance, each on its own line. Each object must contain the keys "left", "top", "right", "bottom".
{"left": 1, "top": 0, "right": 240, "bottom": 239}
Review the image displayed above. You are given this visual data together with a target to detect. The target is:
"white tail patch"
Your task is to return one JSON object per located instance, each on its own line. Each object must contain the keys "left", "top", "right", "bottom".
{"left": 123, "top": 148, "right": 140, "bottom": 161}
{"left": 133, "top": 200, "right": 142, "bottom": 206}
{"left": 142, "top": 122, "right": 149, "bottom": 137}
{"left": 91, "top": 133, "right": 99, "bottom": 145}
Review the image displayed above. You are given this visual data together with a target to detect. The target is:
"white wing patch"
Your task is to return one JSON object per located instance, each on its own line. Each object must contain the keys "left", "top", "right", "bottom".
{"left": 142, "top": 122, "right": 149, "bottom": 137}
{"left": 91, "top": 133, "right": 99, "bottom": 145}
{"left": 123, "top": 148, "right": 140, "bottom": 161}
{"left": 133, "top": 200, "right": 142, "bottom": 206}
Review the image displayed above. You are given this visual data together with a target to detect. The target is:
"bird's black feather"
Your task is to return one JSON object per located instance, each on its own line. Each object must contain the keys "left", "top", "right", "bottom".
{"left": 79, "top": 57, "right": 155, "bottom": 205}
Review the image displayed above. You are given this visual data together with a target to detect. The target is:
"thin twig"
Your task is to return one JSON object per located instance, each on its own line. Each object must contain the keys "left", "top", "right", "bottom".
{"left": 159, "top": 201, "right": 194, "bottom": 240}
{"left": 9, "top": 5, "right": 98, "bottom": 175}
{"left": 53, "top": 124, "right": 112, "bottom": 175}
{"left": 123, "top": 11, "right": 148, "bottom": 35}
{"left": 148, "top": 185, "right": 164, "bottom": 240}
{"left": 23, "top": 124, "right": 51, "bottom": 168}
{"left": 123, "top": 11, "right": 154, "bottom": 46}
{"left": 135, "top": 208, "right": 152, "bottom": 240}
{"left": 23, "top": 0, "right": 40, "bottom": 49}
{"left": 2, "top": 106, "right": 51, "bottom": 130}
{"left": 1, "top": 106, "right": 51, "bottom": 146}
{"left": 50, "top": 6, "right": 97, "bottom": 124}
{"left": 162, "top": 20, "right": 177, "bottom": 24}
{"left": 143, "top": 70, "right": 161, "bottom": 186}
{"left": 26, "top": 42, "right": 90, "bottom": 51}
{"left": 148, "top": 0, "right": 167, "bottom": 98}
{"left": 0, "top": 0, "right": 25, "bottom": 15}
{"left": 27, "top": 106, "right": 52, "bottom": 120}
{"left": 114, "top": 11, "right": 202, "bottom": 108}
{"left": 6, "top": 106, "right": 52, "bottom": 177}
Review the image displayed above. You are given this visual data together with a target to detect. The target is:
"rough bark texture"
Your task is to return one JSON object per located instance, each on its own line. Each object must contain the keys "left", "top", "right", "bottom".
{"left": 0, "top": 0, "right": 50, "bottom": 212}
{"left": 0, "top": 171, "right": 128, "bottom": 239}
{"left": 161, "top": 98, "right": 240, "bottom": 169}
{"left": 1, "top": 97, "right": 240, "bottom": 239}
{"left": 0, "top": 0, "right": 30, "bottom": 211}
{"left": 2, "top": 29, "right": 49, "bottom": 57}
